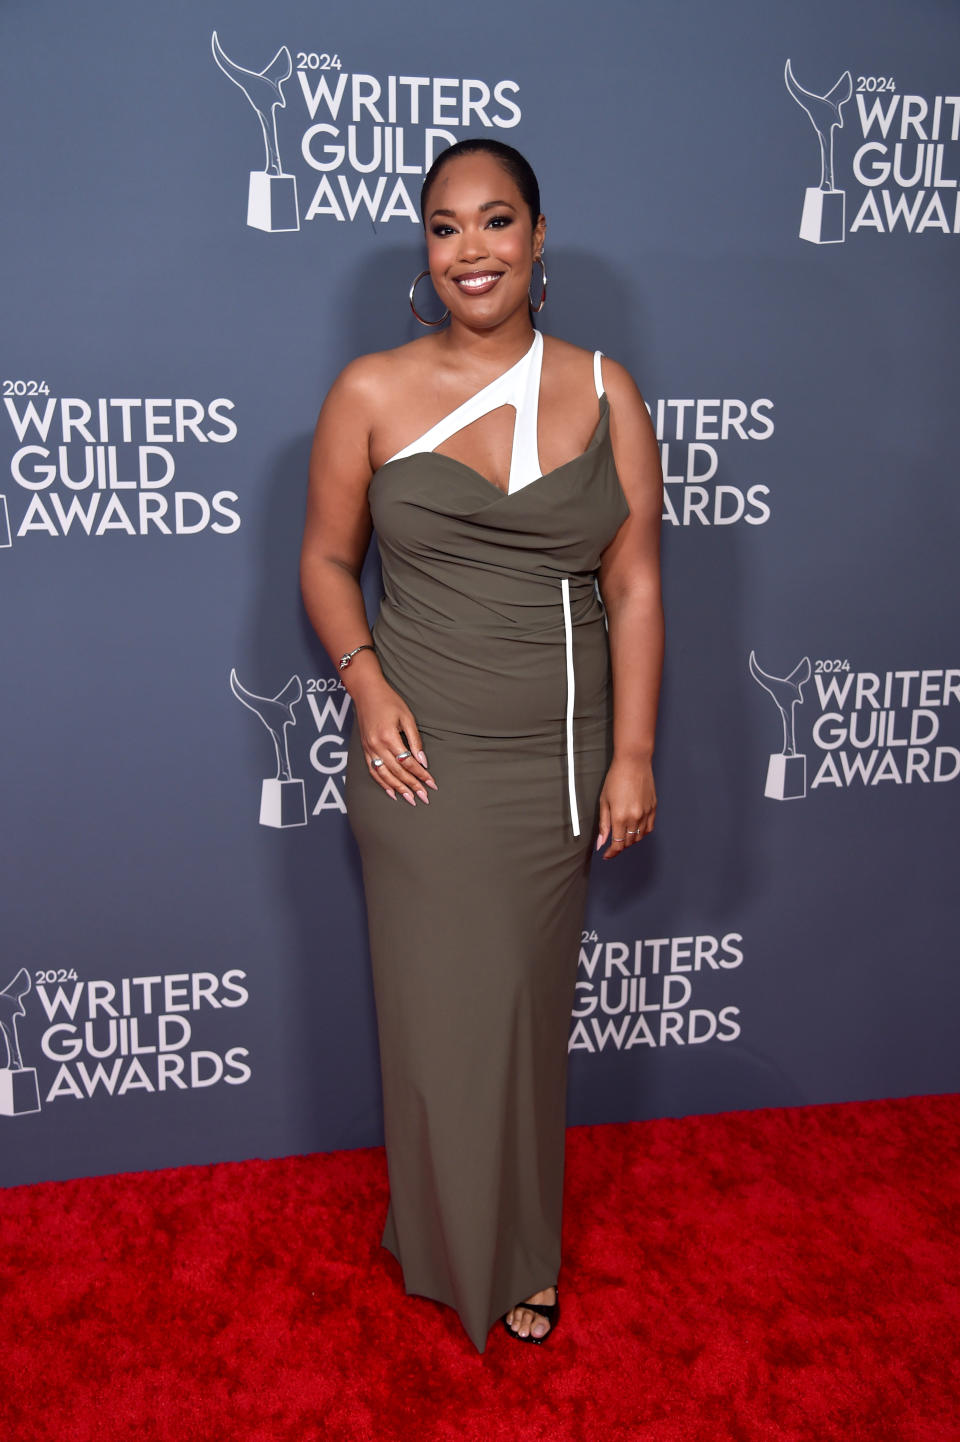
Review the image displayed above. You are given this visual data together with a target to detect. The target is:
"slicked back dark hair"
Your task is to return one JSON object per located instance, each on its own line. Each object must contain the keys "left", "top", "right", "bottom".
{"left": 420, "top": 139, "right": 541, "bottom": 229}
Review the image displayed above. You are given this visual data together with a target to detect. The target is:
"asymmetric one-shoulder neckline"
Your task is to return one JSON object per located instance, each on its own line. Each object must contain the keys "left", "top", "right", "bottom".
{"left": 375, "top": 334, "right": 608, "bottom": 497}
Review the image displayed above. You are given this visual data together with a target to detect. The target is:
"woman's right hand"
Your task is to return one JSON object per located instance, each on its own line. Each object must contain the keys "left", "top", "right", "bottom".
{"left": 353, "top": 678, "right": 438, "bottom": 805}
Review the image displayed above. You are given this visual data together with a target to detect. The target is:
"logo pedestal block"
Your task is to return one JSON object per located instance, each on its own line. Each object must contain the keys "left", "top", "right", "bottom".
{"left": 247, "top": 172, "right": 299, "bottom": 232}
{"left": 0, "top": 1067, "right": 41, "bottom": 1116}
{"left": 259, "top": 777, "right": 308, "bottom": 828}
{"left": 764, "top": 753, "right": 807, "bottom": 800}
{"left": 799, "top": 187, "right": 846, "bottom": 244}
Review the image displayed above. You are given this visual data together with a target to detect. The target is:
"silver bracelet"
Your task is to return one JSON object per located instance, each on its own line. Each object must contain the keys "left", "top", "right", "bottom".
{"left": 338, "top": 643, "right": 376, "bottom": 671}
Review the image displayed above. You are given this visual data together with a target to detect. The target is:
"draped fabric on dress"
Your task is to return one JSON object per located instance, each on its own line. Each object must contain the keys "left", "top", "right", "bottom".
{"left": 344, "top": 333, "right": 630, "bottom": 1352}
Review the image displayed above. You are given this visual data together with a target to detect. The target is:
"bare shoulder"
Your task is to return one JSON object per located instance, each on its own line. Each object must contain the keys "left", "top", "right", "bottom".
{"left": 317, "top": 334, "right": 447, "bottom": 473}
{"left": 541, "top": 332, "right": 596, "bottom": 382}
{"left": 595, "top": 351, "right": 661, "bottom": 513}
{"left": 595, "top": 353, "right": 648, "bottom": 410}
{"left": 328, "top": 334, "right": 439, "bottom": 408}
{"left": 542, "top": 335, "right": 648, "bottom": 407}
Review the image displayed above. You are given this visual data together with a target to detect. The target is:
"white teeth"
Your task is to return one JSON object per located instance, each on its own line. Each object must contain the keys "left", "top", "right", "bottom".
{"left": 457, "top": 273, "right": 500, "bottom": 289}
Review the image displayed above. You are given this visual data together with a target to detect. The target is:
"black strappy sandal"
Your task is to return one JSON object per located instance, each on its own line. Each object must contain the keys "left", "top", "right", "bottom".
{"left": 502, "top": 1285, "right": 559, "bottom": 1345}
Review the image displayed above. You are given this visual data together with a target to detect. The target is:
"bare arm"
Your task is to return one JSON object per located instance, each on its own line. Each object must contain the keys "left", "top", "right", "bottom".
{"left": 299, "top": 358, "right": 436, "bottom": 804}
{"left": 595, "top": 357, "right": 665, "bottom": 857}
{"left": 300, "top": 359, "right": 377, "bottom": 663}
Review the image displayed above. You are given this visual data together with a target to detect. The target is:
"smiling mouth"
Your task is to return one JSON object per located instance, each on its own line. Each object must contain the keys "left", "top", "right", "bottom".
{"left": 453, "top": 271, "right": 504, "bottom": 294}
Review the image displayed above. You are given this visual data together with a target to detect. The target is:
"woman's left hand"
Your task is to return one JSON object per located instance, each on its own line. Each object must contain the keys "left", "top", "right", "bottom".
{"left": 596, "top": 756, "right": 657, "bottom": 859}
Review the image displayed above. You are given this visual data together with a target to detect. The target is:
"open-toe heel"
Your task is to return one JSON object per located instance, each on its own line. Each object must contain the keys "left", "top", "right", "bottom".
{"left": 502, "top": 1285, "right": 559, "bottom": 1345}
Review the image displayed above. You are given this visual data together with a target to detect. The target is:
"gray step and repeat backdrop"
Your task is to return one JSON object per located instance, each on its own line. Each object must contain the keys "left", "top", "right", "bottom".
{"left": 3, "top": 0, "right": 958, "bottom": 1187}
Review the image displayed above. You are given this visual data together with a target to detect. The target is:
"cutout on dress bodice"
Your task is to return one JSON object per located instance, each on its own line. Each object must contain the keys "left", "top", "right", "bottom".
{"left": 434, "top": 404, "right": 524, "bottom": 496}
{"left": 383, "top": 331, "right": 606, "bottom": 496}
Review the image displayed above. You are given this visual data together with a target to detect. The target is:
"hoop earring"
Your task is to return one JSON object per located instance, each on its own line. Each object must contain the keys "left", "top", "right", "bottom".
{"left": 409, "top": 270, "right": 449, "bottom": 327}
{"left": 529, "top": 254, "right": 547, "bottom": 312}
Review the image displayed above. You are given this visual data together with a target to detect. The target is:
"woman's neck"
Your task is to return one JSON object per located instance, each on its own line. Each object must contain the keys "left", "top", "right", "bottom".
{"left": 439, "top": 311, "right": 537, "bottom": 373}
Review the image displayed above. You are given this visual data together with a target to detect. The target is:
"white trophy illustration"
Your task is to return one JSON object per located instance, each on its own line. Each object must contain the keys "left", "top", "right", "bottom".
{"left": 230, "top": 669, "right": 308, "bottom": 827}
{"left": 749, "top": 651, "right": 812, "bottom": 800}
{"left": 211, "top": 31, "right": 300, "bottom": 233}
{"left": 0, "top": 968, "right": 41, "bottom": 1116}
{"left": 784, "top": 59, "right": 852, "bottom": 244}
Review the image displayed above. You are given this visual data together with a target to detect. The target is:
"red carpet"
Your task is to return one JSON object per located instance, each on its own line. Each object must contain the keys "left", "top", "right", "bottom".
{"left": 2, "top": 1093, "right": 958, "bottom": 1441}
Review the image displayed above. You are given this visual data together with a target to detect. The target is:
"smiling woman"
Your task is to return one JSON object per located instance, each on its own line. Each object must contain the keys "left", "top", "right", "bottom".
{"left": 416, "top": 139, "right": 545, "bottom": 337}
{"left": 299, "top": 138, "right": 664, "bottom": 1353}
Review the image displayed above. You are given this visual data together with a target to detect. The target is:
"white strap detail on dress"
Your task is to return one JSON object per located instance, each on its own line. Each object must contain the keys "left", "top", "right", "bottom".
{"left": 560, "top": 578, "right": 580, "bottom": 837}
{"left": 385, "top": 331, "right": 544, "bottom": 494}
{"left": 593, "top": 350, "right": 605, "bottom": 399}
{"left": 508, "top": 330, "right": 544, "bottom": 492}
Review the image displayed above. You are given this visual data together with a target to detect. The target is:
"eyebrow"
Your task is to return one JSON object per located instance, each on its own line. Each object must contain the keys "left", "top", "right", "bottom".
{"left": 428, "top": 199, "right": 518, "bottom": 221}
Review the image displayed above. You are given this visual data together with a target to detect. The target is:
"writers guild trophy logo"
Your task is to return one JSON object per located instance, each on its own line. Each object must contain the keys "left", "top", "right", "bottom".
{"left": 784, "top": 59, "right": 853, "bottom": 245}
{"left": 211, "top": 31, "right": 300, "bottom": 233}
{"left": 0, "top": 969, "right": 41, "bottom": 1116}
{"left": 749, "top": 651, "right": 812, "bottom": 800}
{"left": 230, "top": 670, "right": 308, "bottom": 827}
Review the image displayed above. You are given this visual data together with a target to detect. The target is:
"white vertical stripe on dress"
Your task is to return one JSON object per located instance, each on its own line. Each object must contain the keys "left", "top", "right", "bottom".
{"left": 560, "top": 577, "right": 580, "bottom": 837}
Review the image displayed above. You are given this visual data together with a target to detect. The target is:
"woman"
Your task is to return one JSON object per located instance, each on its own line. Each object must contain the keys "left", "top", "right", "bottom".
{"left": 299, "top": 139, "right": 663, "bottom": 1352}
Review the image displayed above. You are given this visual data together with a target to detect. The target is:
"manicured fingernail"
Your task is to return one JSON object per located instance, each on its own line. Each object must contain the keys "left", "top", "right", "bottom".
{"left": 425, "top": 777, "right": 438, "bottom": 790}
{"left": 403, "top": 791, "right": 416, "bottom": 807}
{"left": 387, "top": 788, "right": 397, "bottom": 800}
{"left": 596, "top": 834, "right": 604, "bottom": 851}
{"left": 416, "top": 789, "right": 429, "bottom": 804}
{"left": 417, "top": 751, "right": 428, "bottom": 766}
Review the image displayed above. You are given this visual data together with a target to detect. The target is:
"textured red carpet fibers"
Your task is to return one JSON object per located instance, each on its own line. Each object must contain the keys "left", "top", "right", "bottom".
{"left": 2, "top": 1094, "right": 959, "bottom": 1442}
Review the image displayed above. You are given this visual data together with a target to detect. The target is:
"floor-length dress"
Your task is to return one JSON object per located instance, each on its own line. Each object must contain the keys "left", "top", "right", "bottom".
{"left": 344, "top": 330, "right": 629, "bottom": 1352}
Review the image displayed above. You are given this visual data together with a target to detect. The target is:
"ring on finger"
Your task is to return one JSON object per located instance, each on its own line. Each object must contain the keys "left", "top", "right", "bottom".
{"left": 371, "top": 757, "right": 384, "bottom": 769}
{"left": 612, "top": 835, "right": 626, "bottom": 842}
{"left": 395, "top": 750, "right": 411, "bottom": 760}
{"left": 625, "top": 828, "right": 639, "bottom": 835}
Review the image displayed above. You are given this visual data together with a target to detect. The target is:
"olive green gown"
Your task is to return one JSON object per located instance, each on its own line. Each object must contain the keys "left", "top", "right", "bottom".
{"left": 344, "top": 331, "right": 629, "bottom": 1352}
